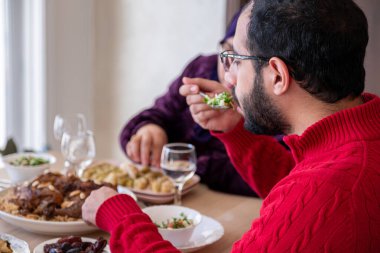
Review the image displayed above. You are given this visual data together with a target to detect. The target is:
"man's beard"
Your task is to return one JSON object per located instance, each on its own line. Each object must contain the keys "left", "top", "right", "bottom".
{"left": 233, "top": 71, "right": 290, "bottom": 135}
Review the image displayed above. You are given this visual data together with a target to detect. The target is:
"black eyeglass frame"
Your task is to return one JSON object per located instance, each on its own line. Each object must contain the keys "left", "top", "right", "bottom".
{"left": 219, "top": 50, "right": 270, "bottom": 71}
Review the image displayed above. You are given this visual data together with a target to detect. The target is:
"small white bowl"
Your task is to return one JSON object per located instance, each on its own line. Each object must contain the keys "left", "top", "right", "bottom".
{"left": 2, "top": 152, "right": 56, "bottom": 184}
{"left": 0, "top": 233, "right": 30, "bottom": 253}
{"left": 143, "top": 205, "right": 202, "bottom": 247}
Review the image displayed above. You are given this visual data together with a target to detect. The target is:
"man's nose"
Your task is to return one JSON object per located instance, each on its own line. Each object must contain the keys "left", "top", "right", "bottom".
{"left": 224, "top": 71, "right": 237, "bottom": 88}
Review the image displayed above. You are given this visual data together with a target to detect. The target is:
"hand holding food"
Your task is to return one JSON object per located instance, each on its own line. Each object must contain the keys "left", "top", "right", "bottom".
{"left": 126, "top": 124, "right": 168, "bottom": 167}
{"left": 180, "top": 77, "right": 242, "bottom": 132}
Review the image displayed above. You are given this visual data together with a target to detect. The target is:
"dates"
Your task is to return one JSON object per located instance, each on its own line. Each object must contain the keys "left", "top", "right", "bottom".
{"left": 43, "top": 236, "right": 107, "bottom": 253}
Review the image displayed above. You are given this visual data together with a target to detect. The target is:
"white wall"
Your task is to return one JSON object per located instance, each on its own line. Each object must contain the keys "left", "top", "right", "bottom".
{"left": 47, "top": 0, "right": 227, "bottom": 160}
{"left": 46, "top": 0, "right": 95, "bottom": 151}
{"left": 93, "top": 0, "right": 226, "bottom": 160}
{"left": 356, "top": 0, "right": 380, "bottom": 95}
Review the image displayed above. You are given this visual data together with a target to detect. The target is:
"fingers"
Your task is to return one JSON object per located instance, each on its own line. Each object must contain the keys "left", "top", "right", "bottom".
{"left": 126, "top": 134, "right": 142, "bottom": 163}
{"left": 189, "top": 104, "right": 220, "bottom": 126}
{"left": 140, "top": 134, "right": 153, "bottom": 166}
{"left": 182, "top": 77, "right": 221, "bottom": 91}
{"left": 179, "top": 83, "right": 199, "bottom": 97}
{"left": 186, "top": 94, "right": 205, "bottom": 106}
{"left": 151, "top": 143, "right": 162, "bottom": 168}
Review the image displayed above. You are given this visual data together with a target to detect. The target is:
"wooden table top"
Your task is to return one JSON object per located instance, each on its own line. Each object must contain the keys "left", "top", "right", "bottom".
{"left": 0, "top": 154, "right": 262, "bottom": 253}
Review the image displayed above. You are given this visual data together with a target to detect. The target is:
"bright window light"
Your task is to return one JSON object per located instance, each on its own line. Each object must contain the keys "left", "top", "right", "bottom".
{"left": 0, "top": 0, "right": 5, "bottom": 148}
{"left": 23, "top": 0, "right": 46, "bottom": 150}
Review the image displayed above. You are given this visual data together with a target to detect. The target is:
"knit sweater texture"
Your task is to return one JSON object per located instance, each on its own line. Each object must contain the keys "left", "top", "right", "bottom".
{"left": 96, "top": 93, "right": 380, "bottom": 253}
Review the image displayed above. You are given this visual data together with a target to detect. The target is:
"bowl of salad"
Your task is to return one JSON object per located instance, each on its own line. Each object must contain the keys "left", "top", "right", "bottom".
{"left": 2, "top": 152, "right": 56, "bottom": 184}
{"left": 143, "top": 205, "right": 202, "bottom": 247}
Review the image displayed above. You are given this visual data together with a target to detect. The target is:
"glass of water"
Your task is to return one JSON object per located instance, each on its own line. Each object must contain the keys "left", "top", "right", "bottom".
{"left": 61, "top": 130, "right": 95, "bottom": 176}
{"left": 160, "top": 143, "right": 196, "bottom": 205}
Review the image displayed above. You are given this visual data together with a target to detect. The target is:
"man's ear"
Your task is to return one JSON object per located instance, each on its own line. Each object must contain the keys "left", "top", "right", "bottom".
{"left": 267, "top": 57, "right": 291, "bottom": 96}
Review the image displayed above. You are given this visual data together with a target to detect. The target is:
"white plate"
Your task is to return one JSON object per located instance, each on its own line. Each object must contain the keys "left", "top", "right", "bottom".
{"left": 0, "top": 188, "right": 98, "bottom": 235}
{"left": 116, "top": 185, "right": 137, "bottom": 201}
{"left": 0, "top": 233, "right": 30, "bottom": 253}
{"left": 131, "top": 175, "right": 200, "bottom": 204}
{"left": 177, "top": 216, "right": 224, "bottom": 253}
{"left": 33, "top": 237, "right": 110, "bottom": 253}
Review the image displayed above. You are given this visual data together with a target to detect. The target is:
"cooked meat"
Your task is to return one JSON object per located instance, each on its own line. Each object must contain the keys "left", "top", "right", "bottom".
{"left": 8, "top": 172, "right": 115, "bottom": 221}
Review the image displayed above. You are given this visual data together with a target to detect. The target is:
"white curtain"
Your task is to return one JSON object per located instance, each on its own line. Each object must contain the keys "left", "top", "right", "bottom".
{"left": 4, "top": 0, "right": 46, "bottom": 151}
{"left": 0, "top": 0, "right": 5, "bottom": 147}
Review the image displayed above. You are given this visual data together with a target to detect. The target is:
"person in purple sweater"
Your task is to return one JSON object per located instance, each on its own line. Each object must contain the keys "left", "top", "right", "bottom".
{"left": 120, "top": 11, "right": 260, "bottom": 196}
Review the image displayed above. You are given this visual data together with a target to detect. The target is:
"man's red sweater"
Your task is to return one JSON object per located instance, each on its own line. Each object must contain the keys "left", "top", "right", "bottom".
{"left": 96, "top": 93, "right": 380, "bottom": 252}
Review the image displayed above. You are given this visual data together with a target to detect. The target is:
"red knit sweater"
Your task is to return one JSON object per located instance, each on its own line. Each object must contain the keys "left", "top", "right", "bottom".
{"left": 96, "top": 93, "right": 380, "bottom": 253}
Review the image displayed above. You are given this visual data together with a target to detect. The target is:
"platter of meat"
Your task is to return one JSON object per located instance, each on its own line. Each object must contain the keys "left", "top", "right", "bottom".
{"left": 0, "top": 172, "right": 113, "bottom": 235}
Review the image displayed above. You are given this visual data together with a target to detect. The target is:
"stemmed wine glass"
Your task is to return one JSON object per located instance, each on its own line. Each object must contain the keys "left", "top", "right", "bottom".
{"left": 53, "top": 113, "right": 87, "bottom": 141}
{"left": 160, "top": 143, "right": 196, "bottom": 206}
{"left": 53, "top": 113, "right": 87, "bottom": 173}
{"left": 60, "top": 130, "right": 96, "bottom": 176}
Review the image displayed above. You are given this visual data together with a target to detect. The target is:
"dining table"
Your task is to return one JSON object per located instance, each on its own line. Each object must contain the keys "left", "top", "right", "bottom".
{"left": 0, "top": 153, "right": 263, "bottom": 253}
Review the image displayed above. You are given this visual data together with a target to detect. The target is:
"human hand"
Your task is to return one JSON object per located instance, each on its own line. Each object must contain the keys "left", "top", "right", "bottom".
{"left": 180, "top": 77, "right": 242, "bottom": 132}
{"left": 126, "top": 124, "right": 168, "bottom": 167}
{"left": 82, "top": 186, "right": 118, "bottom": 225}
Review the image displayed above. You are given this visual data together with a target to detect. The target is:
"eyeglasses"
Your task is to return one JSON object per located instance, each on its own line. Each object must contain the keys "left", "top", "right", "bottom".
{"left": 219, "top": 50, "right": 270, "bottom": 71}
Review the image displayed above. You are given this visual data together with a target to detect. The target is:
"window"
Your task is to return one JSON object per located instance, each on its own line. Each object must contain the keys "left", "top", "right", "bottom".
{"left": 0, "top": 0, "right": 5, "bottom": 147}
{"left": 3, "top": 0, "right": 46, "bottom": 151}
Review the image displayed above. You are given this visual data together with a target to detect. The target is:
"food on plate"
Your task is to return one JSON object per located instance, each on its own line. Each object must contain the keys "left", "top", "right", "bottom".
{"left": 0, "top": 234, "right": 29, "bottom": 253}
{"left": 0, "top": 172, "right": 114, "bottom": 221}
{"left": 43, "top": 236, "right": 107, "bottom": 253}
{"left": 9, "top": 155, "right": 49, "bottom": 166}
{"left": 155, "top": 212, "right": 194, "bottom": 229}
{"left": 82, "top": 162, "right": 177, "bottom": 194}
{"left": 203, "top": 91, "right": 233, "bottom": 108}
{"left": 0, "top": 239, "right": 12, "bottom": 253}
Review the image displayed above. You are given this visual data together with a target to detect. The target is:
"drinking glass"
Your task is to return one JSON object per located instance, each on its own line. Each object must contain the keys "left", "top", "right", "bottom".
{"left": 160, "top": 143, "right": 196, "bottom": 206}
{"left": 61, "top": 130, "right": 96, "bottom": 176}
{"left": 53, "top": 113, "right": 87, "bottom": 173}
{"left": 53, "top": 113, "right": 87, "bottom": 141}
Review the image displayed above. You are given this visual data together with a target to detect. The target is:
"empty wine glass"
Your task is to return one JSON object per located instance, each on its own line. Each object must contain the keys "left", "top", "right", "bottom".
{"left": 61, "top": 130, "right": 95, "bottom": 176}
{"left": 160, "top": 143, "right": 196, "bottom": 206}
{"left": 53, "top": 113, "right": 87, "bottom": 141}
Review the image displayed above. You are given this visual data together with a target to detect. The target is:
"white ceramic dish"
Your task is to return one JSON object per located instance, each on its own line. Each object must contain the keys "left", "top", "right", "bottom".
{"left": 0, "top": 188, "right": 98, "bottom": 236}
{"left": 33, "top": 237, "right": 110, "bottom": 253}
{"left": 178, "top": 216, "right": 224, "bottom": 252}
{"left": 2, "top": 152, "right": 56, "bottom": 184}
{"left": 143, "top": 205, "right": 202, "bottom": 247}
{"left": 0, "top": 209, "right": 98, "bottom": 235}
{"left": 132, "top": 175, "right": 200, "bottom": 204}
{"left": 0, "top": 233, "right": 30, "bottom": 253}
{"left": 117, "top": 185, "right": 137, "bottom": 201}
{"left": 32, "top": 217, "right": 223, "bottom": 253}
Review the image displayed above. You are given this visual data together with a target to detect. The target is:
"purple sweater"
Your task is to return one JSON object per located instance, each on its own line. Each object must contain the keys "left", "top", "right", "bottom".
{"left": 119, "top": 55, "right": 256, "bottom": 196}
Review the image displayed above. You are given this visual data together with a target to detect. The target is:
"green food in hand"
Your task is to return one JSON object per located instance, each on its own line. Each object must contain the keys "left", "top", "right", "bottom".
{"left": 155, "top": 212, "right": 194, "bottom": 229}
{"left": 10, "top": 156, "right": 49, "bottom": 166}
{"left": 203, "top": 92, "right": 233, "bottom": 108}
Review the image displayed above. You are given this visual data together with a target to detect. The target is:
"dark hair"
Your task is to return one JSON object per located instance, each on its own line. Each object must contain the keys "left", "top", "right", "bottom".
{"left": 247, "top": 0, "right": 368, "bottom": 103}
